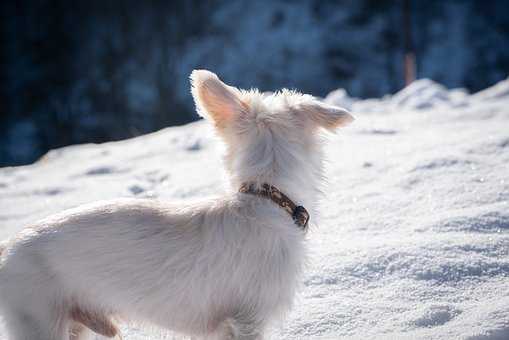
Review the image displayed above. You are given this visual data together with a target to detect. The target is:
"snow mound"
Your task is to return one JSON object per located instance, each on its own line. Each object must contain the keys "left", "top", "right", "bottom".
{"left": 391, "top": 79, "right": 450, "bottom": 109}
{"left": 328, "top": 78, "right": 473, "bottom": 115}
{"left": 388, "top": 78, "right": 472, "bottom": 110}
{"left": 324, "top": 88, "right": 355, "bottom": 111}
{"left": 471, "top": 77, "right": 509, "bottom": 102}
{"left": 0, "top": 78, "right": 508, "bottom": 339}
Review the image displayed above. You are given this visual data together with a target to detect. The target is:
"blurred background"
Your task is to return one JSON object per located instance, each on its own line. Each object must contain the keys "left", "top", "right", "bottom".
{"left": 1, "top": 0, "right": 508, "bottom": 167}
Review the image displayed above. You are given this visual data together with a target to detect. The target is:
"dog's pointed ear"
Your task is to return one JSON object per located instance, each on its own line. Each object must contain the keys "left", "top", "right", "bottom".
{"left": 190, "top": 70, "right": 245, "bottom": 128}
{"left": 297, "top": 100, "right": 354, "bottom": 131}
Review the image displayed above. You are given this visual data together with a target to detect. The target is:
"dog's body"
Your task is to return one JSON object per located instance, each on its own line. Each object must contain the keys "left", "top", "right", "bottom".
{"left": 0, "top": 197, "right": 304, "bottom": 339}
{"left": 0, "top": 70, "right": 353, "bottom": 340}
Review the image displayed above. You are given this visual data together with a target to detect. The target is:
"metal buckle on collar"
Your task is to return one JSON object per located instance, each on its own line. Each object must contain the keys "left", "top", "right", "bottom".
{"left": 293, "top": 205, "right": 310, "bottom": 230}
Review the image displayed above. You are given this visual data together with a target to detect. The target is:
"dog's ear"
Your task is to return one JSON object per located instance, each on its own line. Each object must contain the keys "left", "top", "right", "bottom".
{"left": 297, "top": 100, "right": 354, "bottom": 131}
{"left": 190, "top": 70, "right": 245, "bottom": 128}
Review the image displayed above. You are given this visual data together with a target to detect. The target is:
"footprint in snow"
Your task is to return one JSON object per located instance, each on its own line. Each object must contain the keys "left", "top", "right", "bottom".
{"left": 129, "top": 185, "right": 145, "bottom": 195}
{"left": 358, "top": 128, "right": 398, "bottom": 135}
{"left": 498, "top": 137, "right": 509, "bottom": 148}
{"left": 186, "top": 139, "right": 202, "bottom": 151}
{"left": 410, "top": 158, "right": 473, "bottom": 172}
{"left": 84, "top": 166, "right": 127, "bottom": 176}
{"left": 34, "top": 187, "right": 69, "bottom": 196}
{"left": 413, "top": 305, "right": 461, "bottom": 328}
{"left": 128, "top": 185, "right": 156, "bottom": 198}
{"left": 142, "top": 170, "right": 170, "bottom": 184}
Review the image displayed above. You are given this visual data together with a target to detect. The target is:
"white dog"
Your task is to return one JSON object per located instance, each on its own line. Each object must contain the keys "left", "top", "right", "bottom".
{"left": 0, "top": 70, "right": 353, "bottom": 340}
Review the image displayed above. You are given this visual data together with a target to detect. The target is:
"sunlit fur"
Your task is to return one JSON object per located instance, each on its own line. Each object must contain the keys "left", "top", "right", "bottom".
{"left": 0, "top": 70, "right": 352, "bottom": 340}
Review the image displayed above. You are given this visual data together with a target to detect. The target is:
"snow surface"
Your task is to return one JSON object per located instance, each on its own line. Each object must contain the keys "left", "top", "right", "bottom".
{"left": 1, "top": 78, "right": 509, "bottom": 339}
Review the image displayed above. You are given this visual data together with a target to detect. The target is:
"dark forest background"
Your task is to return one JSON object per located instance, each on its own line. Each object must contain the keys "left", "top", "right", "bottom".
{"left": 1, "top": 0, "right": 508, "bottom": 166}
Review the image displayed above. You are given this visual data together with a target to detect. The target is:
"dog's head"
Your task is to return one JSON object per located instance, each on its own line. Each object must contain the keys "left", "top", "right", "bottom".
{"left": 190, "top": 69, "right": 353, "bottom": 188}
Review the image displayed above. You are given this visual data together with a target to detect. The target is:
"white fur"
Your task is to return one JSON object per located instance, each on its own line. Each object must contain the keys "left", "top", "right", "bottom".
{"left": 0, "top": 70, "right": 353, "bottom": 340}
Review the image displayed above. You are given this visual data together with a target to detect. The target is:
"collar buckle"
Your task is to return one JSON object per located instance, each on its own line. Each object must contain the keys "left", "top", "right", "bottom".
{"left": 293, "top": 205, "right": 310, "bottom": 230}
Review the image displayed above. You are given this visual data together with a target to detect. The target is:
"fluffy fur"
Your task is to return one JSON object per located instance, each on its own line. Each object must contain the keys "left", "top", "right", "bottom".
{"left": 0, "top": 70, "right": 353, "bottom": 340}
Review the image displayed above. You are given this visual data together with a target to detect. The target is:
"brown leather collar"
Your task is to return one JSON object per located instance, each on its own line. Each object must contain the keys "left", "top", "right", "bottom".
{"left": 239, "top": 183, "right": 309, "bottom": 231}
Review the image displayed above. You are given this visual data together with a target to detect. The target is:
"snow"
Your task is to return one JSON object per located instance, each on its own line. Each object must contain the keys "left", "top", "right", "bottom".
{"left": 1, "top": 78, "right": 509, "bottom": 339}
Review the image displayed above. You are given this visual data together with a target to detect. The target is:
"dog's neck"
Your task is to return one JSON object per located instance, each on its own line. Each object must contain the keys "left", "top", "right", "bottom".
{"left": 227, "top": 139, "right": 323, "bottom": 216}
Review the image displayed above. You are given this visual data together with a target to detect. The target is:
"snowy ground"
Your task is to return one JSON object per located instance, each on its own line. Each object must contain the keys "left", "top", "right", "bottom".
{"left": 1, "top": 78, "right": 508, "bottom": 339}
